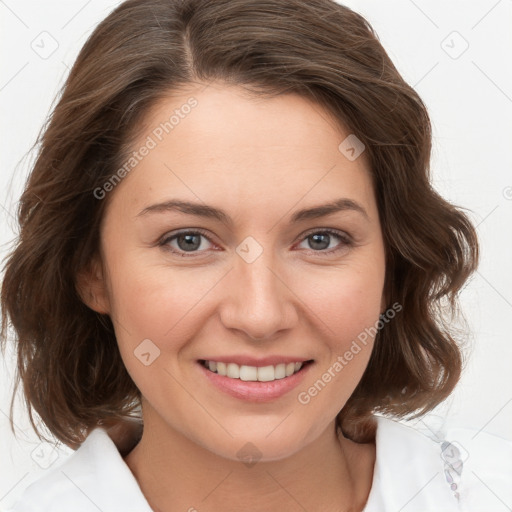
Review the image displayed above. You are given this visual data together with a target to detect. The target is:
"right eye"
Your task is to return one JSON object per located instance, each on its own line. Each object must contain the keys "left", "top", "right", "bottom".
{"left": 159, "top": 229, "right": 217, "bottom": 257}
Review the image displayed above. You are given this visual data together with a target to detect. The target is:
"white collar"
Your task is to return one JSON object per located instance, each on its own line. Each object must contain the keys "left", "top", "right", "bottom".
{"left": 11, "top": 425, "right": 152, "bottom": 512}
{"left": 9, "top": 416, "right": 460, "bottom": 511}
{"left": 363, "top": 416, "right": 459, "bottom": 511}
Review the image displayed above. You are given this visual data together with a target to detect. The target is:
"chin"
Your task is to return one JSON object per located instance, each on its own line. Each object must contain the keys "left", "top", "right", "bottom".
{"left": 189, "top": 421, "right": 318, "bottom": 464}
{"left": 219, "top": 437, "right": 305, "bottom": 464}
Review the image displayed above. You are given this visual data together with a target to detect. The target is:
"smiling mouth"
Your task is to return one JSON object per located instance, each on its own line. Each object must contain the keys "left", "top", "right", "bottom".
{"left": 199, "top": 359, "right": 314, "bottom": 382}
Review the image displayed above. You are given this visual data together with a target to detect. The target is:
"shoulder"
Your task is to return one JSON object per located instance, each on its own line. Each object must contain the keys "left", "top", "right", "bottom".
{"left": 363, "top": 415, "right": 512, "bottom": 512}
{"left": 4, "top": 428, "right": 152, "bottom": 512}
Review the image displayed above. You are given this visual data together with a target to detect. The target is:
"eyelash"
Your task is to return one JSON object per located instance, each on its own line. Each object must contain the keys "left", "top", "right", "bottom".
{"left": 158, "top": 228, "right": 354, "bottom": 258}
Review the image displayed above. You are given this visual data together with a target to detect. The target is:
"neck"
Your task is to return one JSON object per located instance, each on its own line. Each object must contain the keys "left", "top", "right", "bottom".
{"left": 123, "top": 406, "right": 375, "bottom": 512}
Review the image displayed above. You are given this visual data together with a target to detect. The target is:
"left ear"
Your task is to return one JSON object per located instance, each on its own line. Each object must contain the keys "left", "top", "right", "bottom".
{"left": 75, "top": 254, "right": 111, "bottom": 315}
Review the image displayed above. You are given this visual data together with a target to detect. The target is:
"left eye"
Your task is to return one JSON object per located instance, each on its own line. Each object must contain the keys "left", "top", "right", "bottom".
{"left": 296, "top": 230, "right": 351, "bottom": 253}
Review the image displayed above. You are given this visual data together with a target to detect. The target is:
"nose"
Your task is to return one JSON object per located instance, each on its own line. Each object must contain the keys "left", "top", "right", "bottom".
{"left": 218, "top": 249, "right": 298, "bottom": 341}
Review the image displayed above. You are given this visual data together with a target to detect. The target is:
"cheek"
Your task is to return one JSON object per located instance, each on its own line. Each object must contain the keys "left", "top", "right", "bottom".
{"left": 295, "top": 255, "right": 384, "bottom": 381}
{"left": 105, "top": 261, "right": 219, "bottom": 398}
{"left": 298, "top": 261, "right": 385, "bottom": 344}
{"left": 105, "top": 253, "right": 225, "bottom": 354}
{"left": 293, "top": 266, "right": 384, "bottom": 424}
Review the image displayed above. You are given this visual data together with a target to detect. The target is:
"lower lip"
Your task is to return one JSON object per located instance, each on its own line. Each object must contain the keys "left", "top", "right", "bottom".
{"left": 197, "top": 361, "right": 314, "bottom": 402}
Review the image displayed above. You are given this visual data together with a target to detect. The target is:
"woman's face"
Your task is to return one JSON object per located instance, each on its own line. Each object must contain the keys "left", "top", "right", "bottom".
{"left": 91, "top": 82, "right": 386, "bottom": 461}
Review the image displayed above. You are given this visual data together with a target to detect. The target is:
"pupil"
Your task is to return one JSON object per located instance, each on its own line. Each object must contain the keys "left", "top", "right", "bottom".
{"left": 310, "top": 233, "right": 329, "bottom": 250}
{"left": 178, "top": 234, "right": 201, "bottom": 251}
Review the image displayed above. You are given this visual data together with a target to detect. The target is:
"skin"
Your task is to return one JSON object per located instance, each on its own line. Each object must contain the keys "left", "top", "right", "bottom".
{"left": 79, "top": 82, "right": 386, "bottom": 512}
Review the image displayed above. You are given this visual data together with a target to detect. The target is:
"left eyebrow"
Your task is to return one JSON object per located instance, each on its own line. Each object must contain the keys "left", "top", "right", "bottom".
{"left": 290, "top": 198, "right": 370, "bottom": 223}
{"left": 136, "top": 197, "right": 370, "bottom": 225}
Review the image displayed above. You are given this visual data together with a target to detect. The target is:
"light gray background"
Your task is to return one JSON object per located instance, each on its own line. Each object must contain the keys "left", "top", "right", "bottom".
{"left": 1, "top": 0, "right": 511, "bottom": 508}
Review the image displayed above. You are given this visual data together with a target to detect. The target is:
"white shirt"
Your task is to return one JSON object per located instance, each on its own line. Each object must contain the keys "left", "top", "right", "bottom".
{"left": 4, "top": 416, "right": 511, "bottom": 512}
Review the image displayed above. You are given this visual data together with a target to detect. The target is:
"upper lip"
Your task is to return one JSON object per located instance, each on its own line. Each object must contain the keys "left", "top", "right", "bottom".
{"left": 199, "top": 356, "right": 313, "bottom": 367}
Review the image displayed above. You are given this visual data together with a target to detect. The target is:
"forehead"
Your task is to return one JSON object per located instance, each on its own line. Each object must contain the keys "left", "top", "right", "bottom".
{"left": 107, "top": 83, "right": 377, "bottom": 224}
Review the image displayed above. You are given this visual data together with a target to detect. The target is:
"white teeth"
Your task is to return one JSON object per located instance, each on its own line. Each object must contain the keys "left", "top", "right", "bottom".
{"left": 203, "top": 360, "right": 306, "bottom": 381}
{"left": 257, "top": 365, "right": 275, "bottom": 382}
{"left": 240, "top": 365, "right": 258, "bottom": 381}
{"left": 217, "top": 362, "right": 227, "bottom": 376}
{"left": 227, "top": 363, "right": 240, "bottom": 379}
{"left": 274, "top": 363, "right": 286, "bottom": 379}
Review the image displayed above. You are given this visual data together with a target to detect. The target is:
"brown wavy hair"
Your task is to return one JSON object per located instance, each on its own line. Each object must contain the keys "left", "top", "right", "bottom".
{"left": 1, "top": 0, "right": 478, "bottom": 449}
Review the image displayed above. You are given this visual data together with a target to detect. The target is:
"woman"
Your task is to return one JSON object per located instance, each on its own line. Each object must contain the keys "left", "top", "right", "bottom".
{"left": 1, "top": 0, "right": 510, "bottom": 511}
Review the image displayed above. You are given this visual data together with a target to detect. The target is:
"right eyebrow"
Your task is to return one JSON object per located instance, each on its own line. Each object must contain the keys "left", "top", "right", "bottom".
{"left": 136, "top": 199, "right": 232, "bottom": 226}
